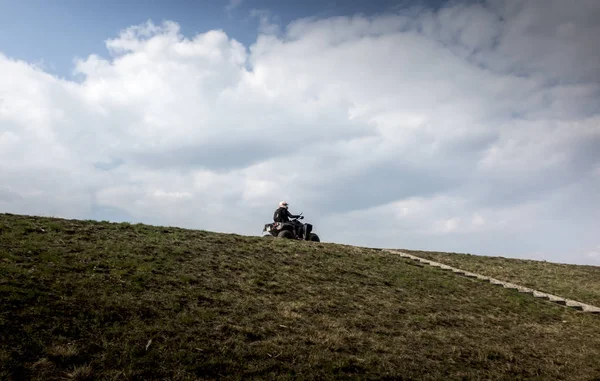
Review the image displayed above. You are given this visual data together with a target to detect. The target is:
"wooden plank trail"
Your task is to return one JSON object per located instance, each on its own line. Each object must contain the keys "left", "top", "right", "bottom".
{"left": 383, "top": 249, "right": 600, "bottom": 315}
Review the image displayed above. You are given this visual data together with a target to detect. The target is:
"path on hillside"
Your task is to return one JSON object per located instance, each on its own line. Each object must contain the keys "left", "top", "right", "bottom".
{"left": 384, "top": 250, "right": 600, "bottom": 315}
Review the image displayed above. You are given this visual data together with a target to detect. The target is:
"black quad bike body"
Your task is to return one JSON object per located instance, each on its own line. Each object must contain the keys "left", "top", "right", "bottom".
{"left": 262, "top": 215, "right": 320, "bottom": 242}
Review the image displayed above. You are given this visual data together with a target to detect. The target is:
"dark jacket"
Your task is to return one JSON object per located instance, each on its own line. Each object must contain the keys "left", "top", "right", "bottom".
{"left": 273, "top": 207, "right": 300, "bottom": 223}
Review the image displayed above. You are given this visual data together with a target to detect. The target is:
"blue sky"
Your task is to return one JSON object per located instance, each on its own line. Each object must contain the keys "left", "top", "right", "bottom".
{"left": 0, "top": 0, "right": 599, "bottom": 265}
{"left": 0, "top": 0, "right": 446, "bottom": 77}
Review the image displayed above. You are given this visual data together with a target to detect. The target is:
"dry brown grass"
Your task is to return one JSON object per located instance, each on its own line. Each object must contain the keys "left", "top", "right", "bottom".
{"left": 48, "top": 344, "right": 79, "bottom": 359}
{"left": 63, "top": 364, "right": 94, "bottom": 380}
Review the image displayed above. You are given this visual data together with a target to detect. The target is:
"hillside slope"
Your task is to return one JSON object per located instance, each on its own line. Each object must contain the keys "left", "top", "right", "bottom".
{"left": 1, "top": 213, "right": 600, "bottom": 380}
{"left": 406, "top": 249, "right": 600, "bottom": 307}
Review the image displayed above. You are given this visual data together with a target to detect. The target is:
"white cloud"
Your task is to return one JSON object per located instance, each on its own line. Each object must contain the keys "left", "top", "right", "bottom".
{"left": 1, "top": 0, "right": 599, "bottom": 265}
{"left": 226, "top": 0, "right": 243, "bottom": 13}
{"left": 249, "top": 9, "right": 281, "bottom": 35}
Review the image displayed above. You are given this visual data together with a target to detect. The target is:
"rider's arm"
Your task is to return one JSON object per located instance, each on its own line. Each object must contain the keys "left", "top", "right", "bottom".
{"left": 286, "top": 210, "right": 300, "bottom": 219}
{"left": 288, "top": 210, "right": 302, "bottom": 219}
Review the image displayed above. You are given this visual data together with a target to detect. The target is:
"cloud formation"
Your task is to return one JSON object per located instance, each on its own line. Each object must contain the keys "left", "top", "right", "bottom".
{"left": 225, "top": 0, "right": 243, "bottom": 13}
{"left": 1, "top": 0, "right": 599, "bottom": 265}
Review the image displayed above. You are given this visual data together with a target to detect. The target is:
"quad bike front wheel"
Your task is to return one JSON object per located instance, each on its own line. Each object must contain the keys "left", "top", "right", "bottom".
{"left": 309, "top": 233, "right": 320, "bottom": 242}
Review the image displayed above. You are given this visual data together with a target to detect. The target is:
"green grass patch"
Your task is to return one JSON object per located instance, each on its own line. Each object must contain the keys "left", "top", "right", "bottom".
{"left": 404, "top": 249, "right": 600, "bottom": 307}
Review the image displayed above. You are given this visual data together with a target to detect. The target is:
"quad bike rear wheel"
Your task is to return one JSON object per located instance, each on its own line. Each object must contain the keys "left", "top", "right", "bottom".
{"left": 277, "top": 230, "right": 294, "bottom": 239}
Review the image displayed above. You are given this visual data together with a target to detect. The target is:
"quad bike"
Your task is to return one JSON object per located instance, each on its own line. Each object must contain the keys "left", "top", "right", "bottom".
{"left": 262, "top": 214, "right": 320, "bottom": 242}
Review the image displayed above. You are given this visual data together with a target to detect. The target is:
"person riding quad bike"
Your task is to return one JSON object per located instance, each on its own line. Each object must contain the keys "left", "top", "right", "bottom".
{"left": 274, "top": 201, "right": 304, "bottom": 237}
{"left": 262, "top": 201, "right": 320, "bottom": 241}
{"left": 273, "top": 201, "right": 302, "bottom": 224}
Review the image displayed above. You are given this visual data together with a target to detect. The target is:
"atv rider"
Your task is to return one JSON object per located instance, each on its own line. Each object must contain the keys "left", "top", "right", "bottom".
{"left": 273, "top": 201, "right": 304, "bottom": 237}
{"left": 273, "top": 201, "right": 303, "bottom": 223}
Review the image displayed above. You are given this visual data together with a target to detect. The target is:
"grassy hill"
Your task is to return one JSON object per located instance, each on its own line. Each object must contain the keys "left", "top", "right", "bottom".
{"left": 406, "top": 250, "right": 600, "bottom": 307}
{"left": 1, "top": 213, "right": 600, "bottom": 380}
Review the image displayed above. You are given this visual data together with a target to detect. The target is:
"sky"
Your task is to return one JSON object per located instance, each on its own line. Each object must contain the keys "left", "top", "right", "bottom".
{"left": 0, "top": 0, "right": 599, "bottom": 266}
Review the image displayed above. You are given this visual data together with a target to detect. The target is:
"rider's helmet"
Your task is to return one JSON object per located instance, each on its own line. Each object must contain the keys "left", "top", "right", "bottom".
{"left": 279, "top": 201, "right": 289, "bottom": 209}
